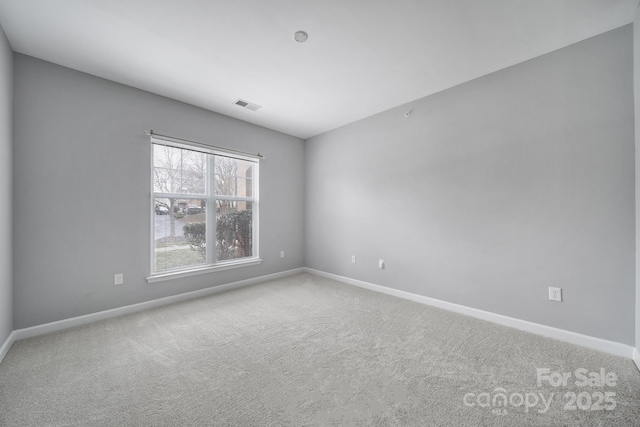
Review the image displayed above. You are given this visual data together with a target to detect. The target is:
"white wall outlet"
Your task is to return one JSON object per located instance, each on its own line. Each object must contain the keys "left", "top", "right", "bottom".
{"left": 351, "top": 255, "right": 356, "bottom": 264}
{"left": 549, "top": 287, "right": 562, "bottom": 302}
{"left": 280, "top": 251, "right": 285, "bottom": 258}
{"left": 114, "top": 273, "right": 124, "bottom": 286}
{"left": 378, "top": 259, "right": 385, "bottom": 269}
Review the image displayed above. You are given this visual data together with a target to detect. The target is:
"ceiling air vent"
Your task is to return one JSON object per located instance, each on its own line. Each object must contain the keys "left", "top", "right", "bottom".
{"left": 234, "top": 98, "right": 261, "bottom": 112}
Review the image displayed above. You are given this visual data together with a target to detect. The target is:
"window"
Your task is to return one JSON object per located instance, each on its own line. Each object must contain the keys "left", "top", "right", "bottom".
{"left": 150, "top": 137, "right": 259, "bottom": 279}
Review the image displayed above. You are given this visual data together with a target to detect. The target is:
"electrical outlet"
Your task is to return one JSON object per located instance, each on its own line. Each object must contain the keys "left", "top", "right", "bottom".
{"left": 549, "top": 287, "right": 562, "bottom": 302}
{"left": 280, "top": 251, "right": 285, "bottom": 258}
{"left": 114, "top": 274, "right": 124, "bottom": 286}
{"left": 378, "top": 259, "right": 385, "bottom": 269}
{"left": 351, "top": 255, "right": 356, "bottom": 264}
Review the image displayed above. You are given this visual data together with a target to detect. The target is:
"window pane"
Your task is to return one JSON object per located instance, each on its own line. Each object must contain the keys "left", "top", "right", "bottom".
{"left": 214, "top": 156, "right": 254, "bottom": 197}
{"left": 216, "top": 200, "right": 253, "bottom": 261}
{"left": 153, "top": 145, "right": 207, "bottom": 195}
{"left": 151, "top": 142, "right": 258, "bottom": 275}
{"left": 154, "top": 197, "right": 207, "bottom": 271}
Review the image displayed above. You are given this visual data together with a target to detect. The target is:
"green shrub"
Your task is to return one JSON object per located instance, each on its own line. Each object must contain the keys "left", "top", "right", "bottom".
{"left": 217, "top": 210, "right": 252, "bottom": 260}
{"left": 183, "top": 222, "right": 206, "bottom": 259}
{"left": 182, "top": 210, "right": 253, "bottom": 261}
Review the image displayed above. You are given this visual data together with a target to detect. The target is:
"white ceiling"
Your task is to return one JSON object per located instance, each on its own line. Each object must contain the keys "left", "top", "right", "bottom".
{"left": 0, "top": 0, "right": 638, "bottom": 139}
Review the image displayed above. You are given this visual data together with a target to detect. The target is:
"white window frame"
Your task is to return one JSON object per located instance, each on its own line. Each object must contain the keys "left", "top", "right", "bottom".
{"left": 147, "top": 136, "right": 261, "bottom": 283}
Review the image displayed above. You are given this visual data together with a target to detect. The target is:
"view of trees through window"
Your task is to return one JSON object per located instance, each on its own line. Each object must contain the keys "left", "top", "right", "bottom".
{"left": 153, "top": 143, "right": 256, "bottom": 272}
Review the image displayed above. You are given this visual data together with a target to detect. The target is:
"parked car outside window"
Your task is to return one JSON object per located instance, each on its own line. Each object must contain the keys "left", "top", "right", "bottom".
{"left": 155, "top": 205, "right": 170, "bottom": 215}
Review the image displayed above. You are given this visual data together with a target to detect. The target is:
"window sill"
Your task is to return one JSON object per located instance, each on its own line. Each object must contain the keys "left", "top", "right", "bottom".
{"left": 147, "top": 258, "right": 263, "bottom": 283}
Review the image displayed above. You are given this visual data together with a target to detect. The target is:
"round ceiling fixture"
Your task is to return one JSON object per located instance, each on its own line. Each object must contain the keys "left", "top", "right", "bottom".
{"left": 294, "top": 31, "right": 308, "bottom": 43}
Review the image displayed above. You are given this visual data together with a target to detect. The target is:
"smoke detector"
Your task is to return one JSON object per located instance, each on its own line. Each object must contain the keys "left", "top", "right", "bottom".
{"left": 234, "top": 99, "right": 261, "bottom": 112}
{"left": 294, "top": 31, "right": 308, "bottom": 43}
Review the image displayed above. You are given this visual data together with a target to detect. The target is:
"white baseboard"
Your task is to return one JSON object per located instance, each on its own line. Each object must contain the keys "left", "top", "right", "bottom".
{"left": 4, "top": 267, "right": 636, "bottom": 366}
{"left": 304, "top": 268, "right": 635, "bottom": 360}
{"left": 0, "top": 331, "right": 16, "bottom": 364}
{"left": 11, "top": 268, "right": 305, "bottom": 344}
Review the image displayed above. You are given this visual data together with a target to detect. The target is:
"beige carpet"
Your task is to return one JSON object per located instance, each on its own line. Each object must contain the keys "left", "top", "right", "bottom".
{"left": 1, "top": 273, "right": 639, "bottom": 426}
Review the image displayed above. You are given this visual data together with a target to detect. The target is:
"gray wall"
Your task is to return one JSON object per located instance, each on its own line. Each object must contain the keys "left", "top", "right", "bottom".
{"left": 305, "top": 25, "right": 635, "bottom": 345}
{"left": 13, "top": 54, "right": 305, "bottom": 329}
{"left": 0, "top": 25, "right": 12, "bottom": 343}
{"left": 634, "top": 13, "right": 640, "bottom": 357}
